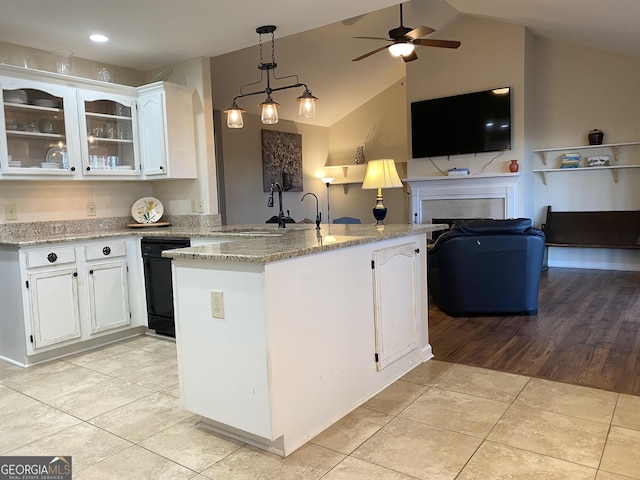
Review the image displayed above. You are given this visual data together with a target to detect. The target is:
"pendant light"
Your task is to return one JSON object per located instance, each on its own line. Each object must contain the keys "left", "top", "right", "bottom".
{"left": 224, "top": 25, "right": 318, "bottom": 128}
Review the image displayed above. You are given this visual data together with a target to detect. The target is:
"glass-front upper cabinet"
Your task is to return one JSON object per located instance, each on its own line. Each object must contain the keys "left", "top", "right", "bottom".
{"left": 0, "top": 77, "right": 80, "bottom": 176}
{"left": 77, "top": 89, "right": 139, "bottom": 176}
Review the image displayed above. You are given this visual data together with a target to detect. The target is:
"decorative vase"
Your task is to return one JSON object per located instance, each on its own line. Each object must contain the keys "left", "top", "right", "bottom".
{"left": 355, "top": 146, "right": 365, "bottom": 164}
{"left": 509, "top": 159, "right": 519, "bottom": 172}
{"left": 588, "top": 129, "right": 604, "bottom": 145}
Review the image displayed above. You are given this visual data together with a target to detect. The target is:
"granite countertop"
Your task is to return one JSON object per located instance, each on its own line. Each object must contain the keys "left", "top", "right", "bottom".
{"left": 0, "top": 220, "right": 448, "bottom": 263}
{"left": 162, "top": 223, "right": 446, "bottom": 263}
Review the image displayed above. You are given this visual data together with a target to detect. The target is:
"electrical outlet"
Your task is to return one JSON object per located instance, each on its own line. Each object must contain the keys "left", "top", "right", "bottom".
{"left": 191, "top": 199, "right": 198, "bottom": 213}
{"left": 87, "top": 202, "right": 96, "bottom": 216}
{"left": 198, "top": 199, "right": 205, "bottom": 213}
{"left": 211, "top": 291, "right": 225, "bottom": 319}
{"left": 5, "top": 204, "right": 17, "bottom": 221}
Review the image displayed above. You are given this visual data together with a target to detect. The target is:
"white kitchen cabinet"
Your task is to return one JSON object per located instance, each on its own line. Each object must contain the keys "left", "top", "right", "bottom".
{"left": 24, "top": 245, "right": 82, "bottom": 349}
{"left": 85, "top": 241, "right": 131, "bottom": 334}
{"left": 372, "top": 242, "right": 420, "bottom": 370}
{"left": 137, "top": 82, "right": 197, "bottom": 179}
{"left": 0, "top": 237, "right": 145, "bottom": 366}
{"left": 77, "top": 89, "right": 140, "bottom": 177}
{"left": 0, "top": 64, "right": 201, "bottom": 182}
{"left": 0, "top": 76, "right": 81, "bottom": 177}
{"left": 28, "top": 266, "right": 82, "bottom": 349}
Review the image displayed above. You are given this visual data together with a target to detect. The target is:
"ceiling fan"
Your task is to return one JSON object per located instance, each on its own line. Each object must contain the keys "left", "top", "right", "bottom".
{"left": 352, "top": 3, "right": 461, "bottom": 62}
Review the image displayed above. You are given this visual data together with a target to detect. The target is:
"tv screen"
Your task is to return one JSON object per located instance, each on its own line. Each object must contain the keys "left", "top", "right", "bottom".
{"left": 411, "top": 87, "right": 511, "bottom": 159}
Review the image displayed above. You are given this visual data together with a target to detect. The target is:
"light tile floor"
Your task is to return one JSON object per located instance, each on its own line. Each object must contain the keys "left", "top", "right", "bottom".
{"left": 1, "top": 335, "right": 639, "bottom": 479}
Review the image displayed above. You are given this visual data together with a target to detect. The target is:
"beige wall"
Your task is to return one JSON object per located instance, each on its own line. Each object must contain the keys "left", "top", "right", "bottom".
{"left": 217, "top": 79, "right": 409, "bottom": 225}
{"left": 406, "top": 16, "right": 527, "bottom": 182}
{"left": 327, "top": 80, "right": 408, "bottom": 224}
{"left": 219, "top": 113, "right": 330, "bottom": 225}
{"left": 529, "top": 37, "right": 640, "bottom": 224}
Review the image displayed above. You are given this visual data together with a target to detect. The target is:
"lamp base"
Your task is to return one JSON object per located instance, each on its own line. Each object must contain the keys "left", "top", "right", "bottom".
{"left": 372, "top": 206, "right": 387, "bottom": 225}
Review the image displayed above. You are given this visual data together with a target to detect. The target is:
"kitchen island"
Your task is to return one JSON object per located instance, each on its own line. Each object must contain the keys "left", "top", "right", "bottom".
{"left": 163, "top": 223, "right": 445, "bottom": 456}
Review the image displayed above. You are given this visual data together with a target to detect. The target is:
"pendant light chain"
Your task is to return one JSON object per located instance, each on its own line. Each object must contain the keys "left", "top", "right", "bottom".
{"left": 271, "top": 30, "right": 276, "bottom": 65}
{"left": 224, "top": 25, "right": 318, "bottom": 128}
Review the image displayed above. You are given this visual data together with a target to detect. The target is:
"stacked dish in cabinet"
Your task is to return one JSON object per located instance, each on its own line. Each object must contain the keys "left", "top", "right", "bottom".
{"left": 2, "top": 87, "right": 71, "bottom": 173}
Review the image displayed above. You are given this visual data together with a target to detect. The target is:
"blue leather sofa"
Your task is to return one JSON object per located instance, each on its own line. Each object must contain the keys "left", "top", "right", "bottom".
{"left": 427, "top": 218, "right": 545, "bottom": 316}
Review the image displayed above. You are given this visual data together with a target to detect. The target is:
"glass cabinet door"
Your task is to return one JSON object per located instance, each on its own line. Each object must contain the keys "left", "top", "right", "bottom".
{"left": 78, "top": 90, "right": 139, "bottom": 176}
{"left": 1, "top": 82, "right": 78, "bottom": 176}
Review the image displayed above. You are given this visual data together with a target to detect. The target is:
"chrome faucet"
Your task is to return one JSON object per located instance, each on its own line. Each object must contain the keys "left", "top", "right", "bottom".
{"left": 301, "top": 192, "right": 321, "bottom": 230}
{"left": 268, "top": 182, "right": 286, "bottom": 228}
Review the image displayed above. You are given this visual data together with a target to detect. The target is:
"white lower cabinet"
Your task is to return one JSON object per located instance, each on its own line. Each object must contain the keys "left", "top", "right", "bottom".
{"left": 3, "top": 237, "right": 144, "bottom": 364}
{"left": 28, "top": 266, "right": 82, "bottom": 348}
{"left": 85, "top": 242, "right": 131, "bottom": 334}
{"left": 372, "top": 242, "right": 420, "bottom": 371}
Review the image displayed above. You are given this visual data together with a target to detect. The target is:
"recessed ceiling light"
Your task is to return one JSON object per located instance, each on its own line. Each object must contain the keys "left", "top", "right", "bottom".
{"left": 89, "top": 34, "right": 109, "bottom": 43}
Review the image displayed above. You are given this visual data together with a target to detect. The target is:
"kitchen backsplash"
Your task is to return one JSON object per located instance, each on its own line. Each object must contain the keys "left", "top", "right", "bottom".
{"left": 0, "top": 214, "right": 221, "bottom": 237}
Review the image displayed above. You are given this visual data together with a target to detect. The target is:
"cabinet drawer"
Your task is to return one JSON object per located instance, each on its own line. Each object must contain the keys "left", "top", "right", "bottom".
{"left": 26, "top": 247, "right": 76, "bottom": 268}
{"left": 85, "top": 241, "right": 127, "bottom": 261}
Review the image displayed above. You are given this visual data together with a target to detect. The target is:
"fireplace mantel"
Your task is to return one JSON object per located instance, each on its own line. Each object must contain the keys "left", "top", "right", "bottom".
{"left": 405, "top": 173, "right": 521, "bottom": 224}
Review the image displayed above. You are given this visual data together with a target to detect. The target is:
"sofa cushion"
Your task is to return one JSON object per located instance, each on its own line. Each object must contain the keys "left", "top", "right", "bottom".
{"left": 453, "top": 218, "right": 532, "bottom": 235}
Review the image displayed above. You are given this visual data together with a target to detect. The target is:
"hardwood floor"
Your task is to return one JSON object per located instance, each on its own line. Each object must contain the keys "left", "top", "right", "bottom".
{"left": 428, "top": 267, "right": 640, "bottom": 396}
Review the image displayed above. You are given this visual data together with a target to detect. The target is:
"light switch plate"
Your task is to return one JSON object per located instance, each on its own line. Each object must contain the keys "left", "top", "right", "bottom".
{"left": 5, "top": 204, "right": 17, "bottom": 221}
{"left": 211, "top": 291, "right": 224, "bottom": 319}
{"left": 87, "top": 202, "right": 96, "bottom": 216}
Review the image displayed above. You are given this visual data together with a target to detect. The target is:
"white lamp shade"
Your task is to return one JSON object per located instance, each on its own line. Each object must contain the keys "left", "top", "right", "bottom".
{"left": 362, "top": 159, "right": 403, "bottom": 189}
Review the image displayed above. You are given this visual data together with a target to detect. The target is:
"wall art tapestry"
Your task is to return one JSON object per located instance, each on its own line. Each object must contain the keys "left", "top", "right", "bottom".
{"left": 261, "top": 130, "right": 303, "bottom": 192}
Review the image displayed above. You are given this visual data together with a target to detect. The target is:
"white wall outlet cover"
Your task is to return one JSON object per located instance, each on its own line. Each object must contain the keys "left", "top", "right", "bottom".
{"left": 211, "top": 290, "right": 224, "bottom": 319}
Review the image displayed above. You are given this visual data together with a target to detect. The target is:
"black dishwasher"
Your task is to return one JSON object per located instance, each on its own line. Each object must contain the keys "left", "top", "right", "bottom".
{"left": 141, "top": 237, "right": 190, "bottom": 338}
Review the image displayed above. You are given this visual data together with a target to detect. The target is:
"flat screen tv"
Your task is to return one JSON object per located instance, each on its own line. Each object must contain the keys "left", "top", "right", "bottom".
{"left": 411, "top": 87, "right": 511, "bottom": 159}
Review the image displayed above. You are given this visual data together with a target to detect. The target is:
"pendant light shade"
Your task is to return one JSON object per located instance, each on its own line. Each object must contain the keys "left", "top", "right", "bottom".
{"left": 297, "top": 89, "right": 318, "bottom": 118}
{"left": 259, "top": 97, "right": 280, "bottom": 124}
{"left": 224, "top": 102, "right": 245, "bottom": 128}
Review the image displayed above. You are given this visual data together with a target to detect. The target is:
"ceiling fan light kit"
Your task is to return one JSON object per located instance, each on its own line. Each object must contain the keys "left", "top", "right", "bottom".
{"left": 225, "top": 25, "right": 318, "bottom": 128}
{"left": 352, "top": 3, "right": 461, "bottom": 63}
{"left": 388, "top": 42, "right": 415, "bottom": 57}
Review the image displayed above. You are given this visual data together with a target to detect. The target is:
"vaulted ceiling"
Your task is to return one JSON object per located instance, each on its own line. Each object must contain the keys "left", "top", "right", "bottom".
{"left": 2, "top": 0, "right": 639, "bottom": 126}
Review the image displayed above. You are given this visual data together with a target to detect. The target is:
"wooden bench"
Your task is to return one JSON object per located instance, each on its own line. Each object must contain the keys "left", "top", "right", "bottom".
{"left": 541, "top": 206, "right": 640, "bottom": 269}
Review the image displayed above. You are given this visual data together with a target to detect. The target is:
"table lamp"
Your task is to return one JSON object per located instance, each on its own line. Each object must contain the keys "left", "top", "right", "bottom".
{"left": 361, "top": 159, "right": 403, "bottom": 225}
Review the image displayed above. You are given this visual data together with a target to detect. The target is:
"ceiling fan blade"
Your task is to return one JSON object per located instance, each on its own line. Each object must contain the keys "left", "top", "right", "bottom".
{"left": 413, "top": 38, "right": 461, "bottom": 49}
{"left": 405, "top": 26, "right": 436, "bottom": 40}
{"left": 402, "top": 50, "right": 418, "bottom": 62}
{"left": 352, "top": 45, "right": 390, "bottom": 62}
{"left": 353, "top": 36, "right": 393, "bottom": 42}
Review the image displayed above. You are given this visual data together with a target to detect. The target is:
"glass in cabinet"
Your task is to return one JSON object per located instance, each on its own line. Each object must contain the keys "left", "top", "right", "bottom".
{"left": 77, "top": 90, "right": 139, "bottom": 176}
{"left": 0, "top": 78, "right": 79, "bottom": 176}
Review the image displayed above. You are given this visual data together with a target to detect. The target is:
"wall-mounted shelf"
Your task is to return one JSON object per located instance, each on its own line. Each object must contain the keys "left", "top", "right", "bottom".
{"left": 532, "top": 142, "right": 640, "bottom": 165}
{"left": 323, "top": 162, "right": 407, "bottom": 193}
{"left": 323, "top": 164, "right": 367, "bottom": 185}
{"left": 532, "top": 164, "right": 640, "bottom": 185}
{"left": 532, "top": 141, "right": 640, "bottom": 184}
